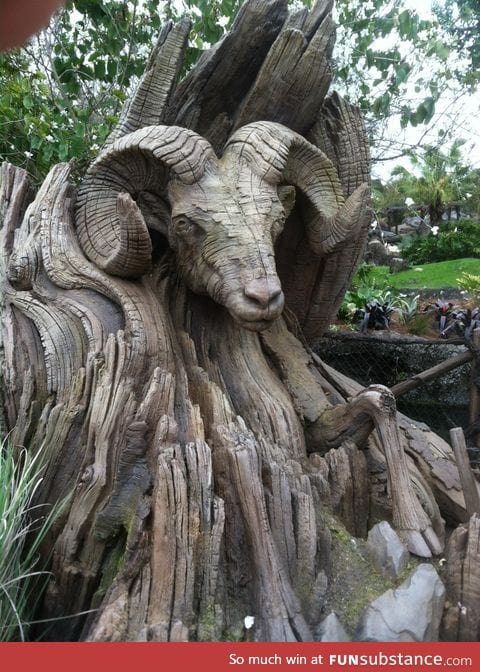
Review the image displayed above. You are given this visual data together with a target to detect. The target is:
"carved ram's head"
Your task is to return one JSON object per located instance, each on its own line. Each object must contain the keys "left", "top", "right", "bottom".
{"left": 75, "top": 122, "right": 368, "bottom": 330}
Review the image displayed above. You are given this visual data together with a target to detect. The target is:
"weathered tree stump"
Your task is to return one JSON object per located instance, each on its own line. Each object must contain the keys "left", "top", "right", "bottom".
{"left": 0, "top": 0, "right": 476, "bottom": 641}
{"left": 442, "top": 514, "right": 480, "bottom": 641}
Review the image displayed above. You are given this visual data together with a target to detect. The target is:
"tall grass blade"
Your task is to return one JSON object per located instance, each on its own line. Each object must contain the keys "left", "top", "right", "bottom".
{"left": 0, "top": 440, "right": 63, "bottom": 641}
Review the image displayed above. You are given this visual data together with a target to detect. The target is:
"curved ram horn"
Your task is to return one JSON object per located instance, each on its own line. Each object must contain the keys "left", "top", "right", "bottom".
{"left": 75, "top": 125, "right": 216, "bottom": 277}
{"left": 225, "top": 121, "right": 369, "bottom": 254}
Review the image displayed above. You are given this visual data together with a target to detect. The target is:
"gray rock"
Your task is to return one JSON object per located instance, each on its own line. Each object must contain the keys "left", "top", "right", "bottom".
{"left": 316, "top": 612, "right": 349, "bottom": 642}
{"left": 356, "top": 564, "right": 446, "bottom": 642}
{"left": 389, "top": 257, "right": 409, "bottom": 274}
{"left": 366, "top": 239, "right": 389, "bottom": 266}
{"left": 402, "top": 216, "right": 423, "bottom": 231}
{"left": 367, "top": 521, "right": 410, "bottom": 580}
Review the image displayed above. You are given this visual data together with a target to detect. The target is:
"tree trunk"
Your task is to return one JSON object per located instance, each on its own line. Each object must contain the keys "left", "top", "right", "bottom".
{"left": 0, "top": 0, "right": 475, "bottom": 642}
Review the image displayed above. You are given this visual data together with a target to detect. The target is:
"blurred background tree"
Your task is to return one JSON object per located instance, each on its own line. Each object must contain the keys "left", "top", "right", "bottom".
{"left": 387, "top": 142, "right": 473, "bottom": 223}
{"left": 0, "top": 0, "right": 478, "bottom": 183}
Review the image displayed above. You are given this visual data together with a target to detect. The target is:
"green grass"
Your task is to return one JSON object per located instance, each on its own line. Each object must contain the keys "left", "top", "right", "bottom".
{"left": 372, "top": 258, "right": 480, "bottom": 290}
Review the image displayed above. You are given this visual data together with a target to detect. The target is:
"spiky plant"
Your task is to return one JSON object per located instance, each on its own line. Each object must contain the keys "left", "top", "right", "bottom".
{"left": 0, "top": 441, "right": 60, "bottom": 641}
{"left": 396, "top": 294, "right": 420, "bottom": 325}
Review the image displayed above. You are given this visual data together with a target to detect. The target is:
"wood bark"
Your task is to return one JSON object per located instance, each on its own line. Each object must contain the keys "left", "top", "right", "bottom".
{"left": 449, "top": 428, "right": 480, "bottom": 518}
{"left": 442, "top": 514, "right": 480, "bottom": 641}
{"left": 0, "top": 0, "right": 476, "bottom": 642}
{"left": 468, "top": 329, "right": 480, "bottom": 448}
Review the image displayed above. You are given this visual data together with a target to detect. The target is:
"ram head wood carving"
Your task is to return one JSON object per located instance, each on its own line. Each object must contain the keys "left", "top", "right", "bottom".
{"left": 75, "top": 121, "right": 369, "bottom": 331}
{"left": 2, "top": 1, "right": 471, "bottom": 642}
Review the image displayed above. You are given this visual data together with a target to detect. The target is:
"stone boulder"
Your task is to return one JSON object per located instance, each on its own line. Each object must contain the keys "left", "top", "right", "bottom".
{"left": 316, "top": 612, "right": 350, "bottom": 642}
{"left": 356, "top": 564, "right": 446, "bottom": 641}
{"left": 389, "top": 257, "right": 409, "bottom": 274}
{"left": 366, "top": 239, "right": 390, "bottom": 266}
{"left": 366, "top": 521, "right": 410, "bottom": 580}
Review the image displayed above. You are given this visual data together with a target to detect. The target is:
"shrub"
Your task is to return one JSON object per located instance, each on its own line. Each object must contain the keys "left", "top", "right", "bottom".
{"left": 445, "top": 307, "right": 480, "bottom": 339}
{"left": 337, "top": 264, "right": 404, "bottom": 326}
{"left": 358, "top": 301, "right": 396, "bottom": 331}
{"left": 457, "top": 271, "right": 480, "bottom": 301}
{"left": 402, "top": 219, "right": 480, "bottom": 264}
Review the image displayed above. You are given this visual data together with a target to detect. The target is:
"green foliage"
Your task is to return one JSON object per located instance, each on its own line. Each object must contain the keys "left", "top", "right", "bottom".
{"left": 337, "top": 264, "right": 399, "bottom": 322}
{"left": 434, "top": 0, "right": 480, "bottom": 85}
{"left": 0, "top": 0, "right": 243, "bottom": 181}
{"left": 0, "top": 0, "right": 475, "bottom": 182}
{"left": 0, "top": 442, "right": 62, "bottom": 641}
{"left": 371, "top": 177, "right": 406, "bottom": 212}
{"left": 333, "top": 0, "right": 457, "bottom": 146}
{"left": 0, "top": 1, "right": 140, "bottom": 180}
{"left": 457, "top": 272, "right": 480, "bottom": 301}
{"left": 395, "top": 294, "right": 420, "bottom": 324}
{"left": 402, "top": 220, "right": 480, "bottom": 264}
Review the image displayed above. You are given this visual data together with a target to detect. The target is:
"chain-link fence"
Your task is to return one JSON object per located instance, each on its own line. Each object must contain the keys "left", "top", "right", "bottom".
{"left": 314, "top": 332, "right": 471, "bottom": 442}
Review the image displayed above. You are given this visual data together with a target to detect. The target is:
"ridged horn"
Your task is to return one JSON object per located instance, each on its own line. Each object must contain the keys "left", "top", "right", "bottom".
{"left": 75, "top": 125, "right": 215, "bottom": 277}
{"left": 225, "top": 121, "right": 368, "bottom": 254}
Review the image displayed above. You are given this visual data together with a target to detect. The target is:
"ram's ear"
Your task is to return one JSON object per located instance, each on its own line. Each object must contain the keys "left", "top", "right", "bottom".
{"left": 277, "top": 185, "right": 296, "bottom": 219}
{"left": 75, "top": 125, "right": 215, "bottom": 278}
{"left": 133, "top": 190, "right": 177, "bottom": 254}
{"left": 135, "top": 191, "right": 171, "bottom": 236}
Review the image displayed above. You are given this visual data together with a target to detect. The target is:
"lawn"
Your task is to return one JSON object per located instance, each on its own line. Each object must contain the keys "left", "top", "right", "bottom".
{"left": 373, "top": 258, "right": 480, "bottom": 290}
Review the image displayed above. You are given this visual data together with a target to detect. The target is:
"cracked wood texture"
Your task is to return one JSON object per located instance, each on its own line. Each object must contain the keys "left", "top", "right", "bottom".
{"left": 442, "top": 514, "right": 480, "bottom": 641}
{"left": 0, "top": 0, "right": 475, "bottom": 642}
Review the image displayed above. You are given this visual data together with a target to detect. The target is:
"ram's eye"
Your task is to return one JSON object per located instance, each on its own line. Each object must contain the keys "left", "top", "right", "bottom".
{"left": 173, "top": 216, "right": 204, "bottom": 239}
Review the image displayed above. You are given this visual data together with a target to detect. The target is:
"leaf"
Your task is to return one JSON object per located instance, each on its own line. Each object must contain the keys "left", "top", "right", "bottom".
{"left": 398, "top": 10, "right": 411, "bottom": 36}
{"left": 58, "top": 142, "right": 69, "bottom": 161}
{"left": 94, "top": 61, "right": 106, "bottom": 79}
{"left": 395, "top": 62, "right": 411, "bottom": 86}
{"left": 107, "top": 59, "right": 117, "bottom": 81}
{"left": 360, "top": 83, "right": 370, "bottom": 96}
{"left": 418, "top": 97, "right": 435, "bottom": 124}
{"left": 71, "top": 135, "right": 85, "bottom": 157}
{"left": 22, "top": 94, "right": 33, "bottom": 110}
{"left": 373, "top": 92, "right": 391, "bottom": 116}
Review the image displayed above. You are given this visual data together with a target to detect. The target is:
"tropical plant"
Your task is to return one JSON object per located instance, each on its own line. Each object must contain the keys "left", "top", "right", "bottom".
{"left": 0, "top": 442, "right": 61, "bottom": 641}
{"left": 395, "top": 294, "right": 420, "bottom": 324}
{"left": 389, "top": 141, "right": 474, "bottom": 225}
{"left": 337, "top": 262, "right": 403, "bottom": 324}
{"left": 457, "top": 271, "right": 480, "bottom": 301}
{"left": 440, "top": 307, "right": 480, "bottom": 340}
{"left": 358, "top": 300, "right": 396, "bottom": 332}
{"left": 433, "top": 299, "right": 454, "bottom": 334}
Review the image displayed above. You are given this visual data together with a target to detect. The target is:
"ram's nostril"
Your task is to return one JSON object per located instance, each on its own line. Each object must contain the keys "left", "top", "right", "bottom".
{"left": 244, "top": 277, "right": 282, "bottom": 308}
